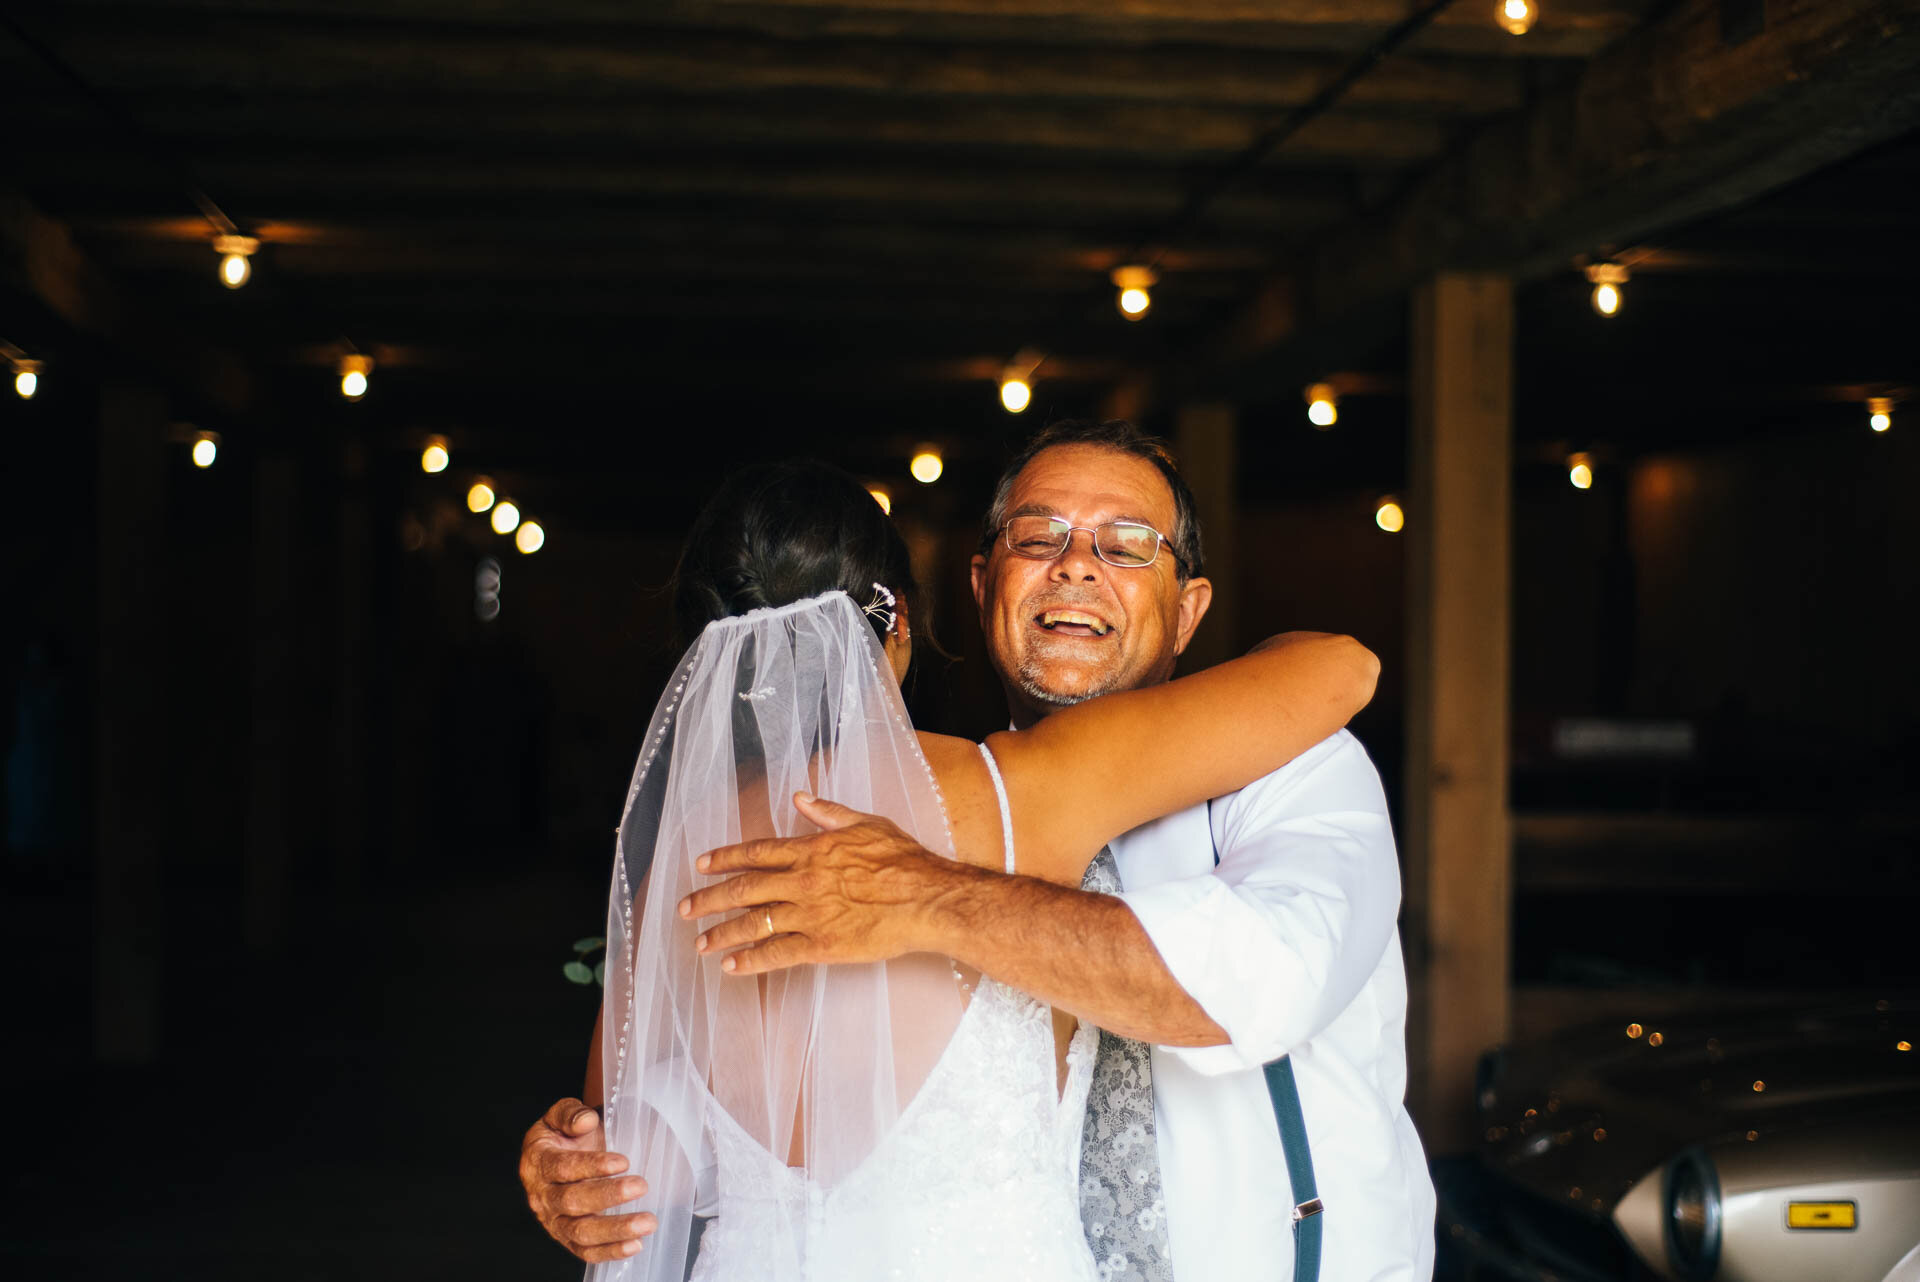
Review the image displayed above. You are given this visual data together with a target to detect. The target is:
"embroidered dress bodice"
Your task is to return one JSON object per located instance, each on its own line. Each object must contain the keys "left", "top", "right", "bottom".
{"left": 688, "top": 744, "right": 1100, "bottom": 1282}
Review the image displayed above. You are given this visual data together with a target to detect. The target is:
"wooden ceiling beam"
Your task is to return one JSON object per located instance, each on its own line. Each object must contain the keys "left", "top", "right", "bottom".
{"left": 11, "top": 90, "right": 1456, "bottom": 169}
{"left": 50, "top": 0, "right": 1652, "bottom": 58}
{"left": 36, "top": 156, "right": 1357, "bottom": 230}
{"left": 47, "top": 21, "right": 1525, "bottom": 114}
{"left": 1201, "top": 0, "right": 1920, "bottom": 378}
{"left": 75, "top": 214, "right": 1281, "bottom": 274}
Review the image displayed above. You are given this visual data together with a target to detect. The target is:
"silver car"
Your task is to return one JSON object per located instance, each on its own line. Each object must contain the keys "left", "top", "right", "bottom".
{"left": 1441, "top": 998, "right": 1920, "bottom": 1282}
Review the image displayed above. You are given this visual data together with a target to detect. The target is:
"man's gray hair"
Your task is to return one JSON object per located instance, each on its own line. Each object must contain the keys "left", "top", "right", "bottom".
{"left": 978, "top": 419, "right": 1205, "bottom": 581}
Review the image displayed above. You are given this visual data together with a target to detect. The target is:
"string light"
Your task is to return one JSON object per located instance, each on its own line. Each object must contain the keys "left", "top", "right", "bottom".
{"left": 467, "top": 479, "right": 496, "bottom": 513}
{"left": 190, "top": 430, "right": 220, "bottom": 468}
{"left": 420, "top": 435, "right": 451, "bottom": 474}
{"left": 910, "top": 448, "right": 944, "bottom": 485}
{"left": 1496, "top": 0, "right": 1537, "bottom": 35}
{"left": 1374, "top": 496, "right": 1405, "bottom": 533}
{"left": 339, "top": 353, "right": 373, "bottom": 400}
{"left": 1867, "top": 397, "right": 1893, "bottom": 433}
{"left": 515, "top": 520, "right": 545, "bottom": 554}
{"left": 1568, "top": 452, "right": 1594, "bottom": 489}
{"left": 214, "top": 234, "right": 258, "bottom": 289}
{"left": 11, "top": 359, "right": 41, "bottom": 400}
{"left": 1306, "top": 382, "right": 1338, "bottom": 428}
{"left": 1111, "top": 264, "right": 1157, "bottom": 320}
{"left": 1000, "top": 370, "right": 1032, "bottom": 414}
{"left": 869, "top": 487, "right": 892, "bottom": 515}
{"left": 1586, "top": 262, "right": 1628, "bottom": 317}
{"left": 491, "top": 499, "right": 521, "bottom": 535}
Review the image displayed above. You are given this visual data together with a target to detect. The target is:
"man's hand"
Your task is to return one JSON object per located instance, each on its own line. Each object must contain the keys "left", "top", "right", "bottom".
{"left": 519, "top": 1098, "right": 656, "bottom": 1262}
{"left": 679, "top": 792, "right": 970, "bottom": 975}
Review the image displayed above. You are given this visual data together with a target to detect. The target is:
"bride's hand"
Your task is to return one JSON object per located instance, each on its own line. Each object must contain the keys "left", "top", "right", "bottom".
{"left": 680, "top": 793, "right": 968, "bottom": 975}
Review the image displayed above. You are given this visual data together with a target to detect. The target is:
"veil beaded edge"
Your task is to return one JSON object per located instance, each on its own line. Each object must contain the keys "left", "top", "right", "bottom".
{"left": 588, "top": 590, "right": 965, "bottom": 1282}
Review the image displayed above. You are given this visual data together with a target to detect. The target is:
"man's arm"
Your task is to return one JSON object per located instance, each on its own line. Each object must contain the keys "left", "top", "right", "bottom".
{"left": 680, "top": 793, "right": 1226, "bottom": 1045}
{"left": 685, "top": 733, "right": 1399, "bottom": 1062}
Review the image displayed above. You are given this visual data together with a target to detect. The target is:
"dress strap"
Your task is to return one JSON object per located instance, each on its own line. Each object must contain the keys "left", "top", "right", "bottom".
{"left": 975, "top": 743, "right": 1017, "bottom": 874}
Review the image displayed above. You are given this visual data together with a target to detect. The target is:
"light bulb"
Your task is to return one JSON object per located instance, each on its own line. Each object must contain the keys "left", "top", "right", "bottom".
{"left": 869, "top": 487, "right": 892, "bottom": 515}
{"left": 515, "top": 520, "right": 545, "bottom": 554}
{"left": 1000, "top": 375, "right": 1032, "bottom": 414}
{"left": 1585, "top": 262, "right": 1628, "bottom": 317}
{"left": 421, "top": 436, "right": 450, "bottom": 474}
{"left": 339, "top": 353, "right": 373, "bottom": 400}
{"left": 12, "top": 361, "right": 40, "bottom": 399}
{"left": 191, "top": 433, "right": 219, "bottom": 468}
{"left": 1374, "top": 497, "right": 1405, "bottom": 533}
{"left": 214, "top": 234, "right": 257, "bottom": 290}
{"left": 1111, "top": 265, "right": 1157, "bottom": 320}
{"left": 910, "top": 450, "right": 944, "bottom": 485}
{"left": 1497, "top": 0, "right": 1537, "bottom": 35}
{"left": 1568, "top": 452, "right": 1594, "bottom": 489}
{"left": 1868, "top": 397, "right": 1893, "bottom": 433}
{"left": 491, "top": 500, "right": 521, "bottom": 535}
{"left": 467, "top": 480, "right": 496, "bottom": 513}
{"left": 1305, "top": 382, "right": 1338, "bottom": 428}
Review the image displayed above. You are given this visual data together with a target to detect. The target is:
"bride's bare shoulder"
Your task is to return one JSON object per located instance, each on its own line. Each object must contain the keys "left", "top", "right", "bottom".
{"left": 914, "top": 731, "right": 1004, "bottom": 871}
{"left": 915, "top": 730, "right": 976, "bottom": 770}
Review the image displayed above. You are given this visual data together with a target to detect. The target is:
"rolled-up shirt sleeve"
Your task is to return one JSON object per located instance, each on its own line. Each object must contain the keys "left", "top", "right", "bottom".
{"left": 1115, "top": 731, "right": 1402, "bottom": 1075}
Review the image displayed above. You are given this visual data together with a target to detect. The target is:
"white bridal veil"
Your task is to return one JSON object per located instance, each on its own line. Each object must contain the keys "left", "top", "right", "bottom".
{"left": 589, "top": 590, "right": 968, "bottom": 1282}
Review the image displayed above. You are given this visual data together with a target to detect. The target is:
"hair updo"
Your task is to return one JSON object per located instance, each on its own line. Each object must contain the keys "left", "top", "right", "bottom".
{"left": 672, "top": 460, "right": 922, "bottom": 651}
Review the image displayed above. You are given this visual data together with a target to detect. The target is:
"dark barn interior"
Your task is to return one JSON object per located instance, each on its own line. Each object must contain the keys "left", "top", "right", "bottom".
{"left": 3, "top": 1, "right": 1918, "bottom": 1277}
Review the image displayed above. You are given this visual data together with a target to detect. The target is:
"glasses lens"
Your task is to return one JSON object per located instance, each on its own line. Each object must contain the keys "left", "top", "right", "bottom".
{"left": 1005, "top": 515, "right": 1069, "bottom": 558}
{"left": 1096, "top": 522, "right": 1160, "bottom": 567}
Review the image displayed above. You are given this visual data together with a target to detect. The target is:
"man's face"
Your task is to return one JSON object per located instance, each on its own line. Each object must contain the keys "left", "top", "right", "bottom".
{"left": 970, "top": 444, "right": 1212, "bottom": 724}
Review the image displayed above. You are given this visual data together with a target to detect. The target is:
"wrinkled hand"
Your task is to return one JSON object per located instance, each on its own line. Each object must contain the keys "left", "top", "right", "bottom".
{"left": 679, "top": 792, "right": 963, "bottom": 975}
{"left": 519, "top": 1097, "right": 656, "bottom": 1262}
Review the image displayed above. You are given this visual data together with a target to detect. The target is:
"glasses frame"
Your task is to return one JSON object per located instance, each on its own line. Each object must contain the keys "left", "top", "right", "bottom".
{"left": 996, "top": 514, "right": 1188, "bottom": 574}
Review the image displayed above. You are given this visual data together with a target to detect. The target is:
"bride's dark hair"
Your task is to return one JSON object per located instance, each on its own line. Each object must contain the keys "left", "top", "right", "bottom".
{"left": 673, "top": 459, "right": 923, "bottom": 649}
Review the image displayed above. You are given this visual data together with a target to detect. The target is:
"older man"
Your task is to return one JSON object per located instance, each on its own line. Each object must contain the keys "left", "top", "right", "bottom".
{"left": 521, "top": 419, "right": 1435, "bottom": 1280}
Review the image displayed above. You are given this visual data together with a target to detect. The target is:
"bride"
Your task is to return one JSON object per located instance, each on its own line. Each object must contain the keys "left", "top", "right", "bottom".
{"left": 584, "top": 460, "right": 1377, "bottom": 1281}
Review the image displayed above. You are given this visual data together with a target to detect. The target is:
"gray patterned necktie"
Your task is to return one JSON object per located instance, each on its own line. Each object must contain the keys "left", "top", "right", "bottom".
{"left": 1078, "top": 847, "right": 1173, "bottom": 1282}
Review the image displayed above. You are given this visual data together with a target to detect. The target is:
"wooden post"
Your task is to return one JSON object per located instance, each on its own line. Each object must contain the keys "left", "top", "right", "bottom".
{"left": 1404, "top": 273, "right": 1513, "bottom": 1152}
{"left": 93, "top": 384, "right": 169, "bottom": 1063}
{"left": 1173, "top": 403, "right": 1237, "bottom": 670}
{"left": 243, "top": 453, "right": 297, "bottom": 953}
{"left": 332, "top": 439, "right": 371, "bottom": 899}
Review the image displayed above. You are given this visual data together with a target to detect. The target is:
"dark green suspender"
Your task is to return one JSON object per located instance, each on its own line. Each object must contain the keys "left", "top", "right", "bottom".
{"left": 1208, "top": 799, "right": 1323, "bottom": 1282}
{"left": 1264, "top": 1056, "right": 1324, "bottom": 1282}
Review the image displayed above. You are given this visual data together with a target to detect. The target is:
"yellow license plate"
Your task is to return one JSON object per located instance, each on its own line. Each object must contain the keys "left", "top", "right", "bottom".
{"left": 1787, "top": 1202, "right": 1856, "bottom": 1229}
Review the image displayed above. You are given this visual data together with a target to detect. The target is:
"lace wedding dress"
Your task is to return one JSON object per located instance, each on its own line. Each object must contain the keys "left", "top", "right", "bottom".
{"left": 695, "top": 976, "right": 1098, "bottom": 1280}
{"left": 591, "top": 594, "right": 1100, "bottom": 1282}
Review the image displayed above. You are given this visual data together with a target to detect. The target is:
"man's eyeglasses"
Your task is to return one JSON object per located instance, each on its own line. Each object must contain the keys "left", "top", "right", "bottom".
{"left": 997, "top": 514, "right": 1186, "bottom": 573}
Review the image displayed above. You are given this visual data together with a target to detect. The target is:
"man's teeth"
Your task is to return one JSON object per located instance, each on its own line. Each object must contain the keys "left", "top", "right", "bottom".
{"left": 1038, "top": 610, "right": 1110, "bottom": 635}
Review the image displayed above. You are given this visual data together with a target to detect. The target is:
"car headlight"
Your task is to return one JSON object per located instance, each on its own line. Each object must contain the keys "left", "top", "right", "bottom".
{"left": 1662, "top": 1147, "right": 1723, "bottom": 1280}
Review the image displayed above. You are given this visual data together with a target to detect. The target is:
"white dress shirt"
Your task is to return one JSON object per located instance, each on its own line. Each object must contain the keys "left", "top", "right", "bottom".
{"left": 1109, "top": 729, "right": 1436, "bottom": 1282}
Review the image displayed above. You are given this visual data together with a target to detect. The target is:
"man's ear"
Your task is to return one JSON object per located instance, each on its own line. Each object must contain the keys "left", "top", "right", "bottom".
{"left": 1171, "top": 576, "right": 1213, "bottom": 657}
{"left": 969, "top": 554, "right": 989, "bottom": 620}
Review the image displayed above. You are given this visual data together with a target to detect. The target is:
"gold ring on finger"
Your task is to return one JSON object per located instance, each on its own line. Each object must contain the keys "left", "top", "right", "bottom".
{"left": 763, "top": 909, "right": 775, "bottom": 938}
